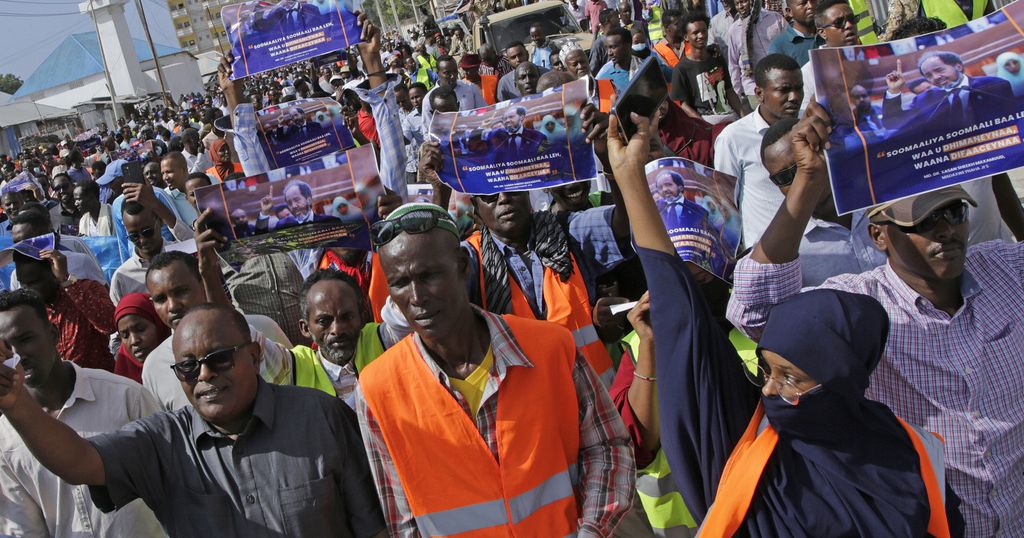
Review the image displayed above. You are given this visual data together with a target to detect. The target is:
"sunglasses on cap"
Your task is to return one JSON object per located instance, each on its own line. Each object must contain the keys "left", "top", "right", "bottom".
{"left": 170, "top": 344, "right": 249, "bottom": 383}
{"left": 893, "top": 202, "right": 968, "bottom": 235}
{"left": 126, "top": 227, "right": 156, "bottom": 243}
{"left": 370, "top": 209, "right": 457, "bottom": 247}
{"left": 768, "top": 163, "right": 798, "bottom": 187}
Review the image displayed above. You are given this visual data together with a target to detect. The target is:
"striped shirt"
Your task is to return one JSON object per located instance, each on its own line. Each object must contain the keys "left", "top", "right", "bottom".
{"left": 726, "top": 240, "right": 1024, "bottom": 536}
{"left": 355, "top": 308, "right": 634, "bottom": 537}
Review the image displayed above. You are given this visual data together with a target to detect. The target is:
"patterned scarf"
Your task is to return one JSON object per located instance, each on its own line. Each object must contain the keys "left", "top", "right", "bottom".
{"left": 479, "top": 211, "right": 574, "bottom": 314}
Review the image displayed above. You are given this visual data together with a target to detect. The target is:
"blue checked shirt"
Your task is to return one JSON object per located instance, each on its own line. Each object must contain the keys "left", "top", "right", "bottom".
{"left": 344, "top": 75, "right": 408, "bottom": 200}
{"left": 727, "top": 240, "right": 1024, "bottom": 536}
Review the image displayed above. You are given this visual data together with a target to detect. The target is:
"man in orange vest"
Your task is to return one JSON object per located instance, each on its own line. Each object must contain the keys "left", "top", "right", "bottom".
{"left": 356, "top": 203, "right": 634, "bottom": 536}
{"left": 653, "top": 9, "right": 685, "bottom": 69}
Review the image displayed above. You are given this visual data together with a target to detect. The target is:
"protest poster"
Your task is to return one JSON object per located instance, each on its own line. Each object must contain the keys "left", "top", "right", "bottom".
{"left": 222, "top": 0, "right": 362, "bottom": 80}
{"left": 194, "top": 144, "right": 382, "bottom": 265}
{"left": 645, "top": 158, "right": 741, "bottom": 281}
{"left": 406, "top": 183, "right": 477, "bottom": 235}
{"left": 254, "top": 97, "right": 356, "bottom": 168}
{"left": 428, "top": 78, "right": 597, "bottom": 195}
{"left": 811, "top": 3, "right": 1024, "bottom": 214}
{"left": 0, "top": 233, "right": 55, "bottom": 267}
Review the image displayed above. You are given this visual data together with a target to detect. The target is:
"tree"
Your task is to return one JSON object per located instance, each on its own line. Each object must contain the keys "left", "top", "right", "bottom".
{"left": 0, "top": 74, "right": 23, "bottom": 95}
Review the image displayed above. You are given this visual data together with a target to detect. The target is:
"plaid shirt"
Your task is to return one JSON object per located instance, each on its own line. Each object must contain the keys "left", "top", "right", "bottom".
{"left": 355, "top": 308, "right": 635, "bottom": 537}
{"left": 344, "top": 75, "right": 408, "bottom": 200}
{"left": 230, "top": 103, "right": 274, "bottom": 177}
{"left": 727, "top": 240, "right": 1024, "bottom": 536}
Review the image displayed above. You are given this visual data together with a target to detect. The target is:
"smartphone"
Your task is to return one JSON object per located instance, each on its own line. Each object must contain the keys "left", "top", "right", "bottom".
{"left": 121, "top": 161, "right": 144, "bottom": 184}
{"left": 611, "top": 57, "right": 668, "bottom": 140}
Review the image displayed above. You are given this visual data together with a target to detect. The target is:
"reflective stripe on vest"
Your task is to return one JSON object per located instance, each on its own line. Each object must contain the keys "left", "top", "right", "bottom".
{"left": 921, "top": 0, "right": 985, "bottom": 27}
{"left": 359, "top": 314, "right": 582, "bottom": 537}
{"left": 848, "top": 0, "right": 879, "bottom": 44}
{"left": 697, "top": 404, "right": 951, "bottom": 537}
{"left": 466, "top": 232, "right": 614, "bottom": 380}
{"left": 648, "top": 7, "right": 664, "bottom": 41}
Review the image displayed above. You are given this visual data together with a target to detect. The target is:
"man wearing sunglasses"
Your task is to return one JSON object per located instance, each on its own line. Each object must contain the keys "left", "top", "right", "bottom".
{"left": 357, "top": 203, "right": 633, "bottom": 536}
{"left": 109, "top": 200, "right": 195, "bottom": 305}
{"left": 756, "top": 116, "right": 885, "bottom": 286}
{"left": 0, "top": 302, "right": 386, "bottom": 537}
{"left": 728, "top": 102, "right": 1024, "bottom": 536}
{"left": 798, "top": 0, "right": 861, "bottom": 113}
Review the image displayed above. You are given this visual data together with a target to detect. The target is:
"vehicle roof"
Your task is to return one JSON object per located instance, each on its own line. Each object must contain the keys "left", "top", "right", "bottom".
{"left": 480, "top": 1, "right": 572, "bottom": 24}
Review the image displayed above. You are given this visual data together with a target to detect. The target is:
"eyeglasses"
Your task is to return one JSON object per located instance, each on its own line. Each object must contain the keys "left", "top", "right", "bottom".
{"left": 821, "top": 15, "right": 856, "bottom": 29}
{"left": 768, "top": 163, "right": 798, "bottom": 187}
{"left": 745, "top": 359, "right": 822, "bottom": 405}
{"left": 169, "top": 344, "right": 248, "bottom": 382}
{"left": 369, "top": 209, "right": 457, "bottom": 247}
{"left": 892, "top": 202, "right": 968, "bottom": 234}
{"left": 126, "top": 227, "right": 156, "bottom": 243}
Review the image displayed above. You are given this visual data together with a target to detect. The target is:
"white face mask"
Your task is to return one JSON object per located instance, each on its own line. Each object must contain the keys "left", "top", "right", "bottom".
{"left": 632, "top": 43, "right": 648, "bottom": 52}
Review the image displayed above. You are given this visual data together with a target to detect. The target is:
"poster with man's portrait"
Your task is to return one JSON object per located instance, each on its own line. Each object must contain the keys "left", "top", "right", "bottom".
{"left": 255, "top": 97, "right": 356, "bottom": 168}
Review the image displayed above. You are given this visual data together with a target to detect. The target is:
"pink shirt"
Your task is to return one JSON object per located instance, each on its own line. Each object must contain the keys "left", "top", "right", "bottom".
{"left": 584, "top": 0, "right": 608, "bottom": 33}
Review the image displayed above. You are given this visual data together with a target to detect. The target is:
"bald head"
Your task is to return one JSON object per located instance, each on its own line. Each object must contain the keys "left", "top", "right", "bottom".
{"left": 161, "top": 151, "right": 189, "bottom": 191}
{"left": 537, "top": 70, "right": 576, "bottom": 93}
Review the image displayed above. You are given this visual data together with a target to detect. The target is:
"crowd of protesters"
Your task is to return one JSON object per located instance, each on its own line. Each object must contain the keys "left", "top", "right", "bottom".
{"left": 0, "top": 0, "right": 1021, "bottom": 536}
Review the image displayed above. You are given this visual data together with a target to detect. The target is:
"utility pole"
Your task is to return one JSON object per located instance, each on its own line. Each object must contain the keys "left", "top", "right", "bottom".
{"left": 205, "top": 5, "right": 226, "bottom": 52}
{"left": 87, "top": 0, "right": 121, "bottom": 123}
{"left": 134, "top": 0, "right": 172, "bottom": 108}
{"left": 388, "top": 0, "right": 402, "bottom": 34}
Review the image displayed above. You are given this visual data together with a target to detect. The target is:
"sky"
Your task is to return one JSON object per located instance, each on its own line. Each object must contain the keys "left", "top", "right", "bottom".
{"left": 0, "top": 0, "right": 177, "bottom": 79}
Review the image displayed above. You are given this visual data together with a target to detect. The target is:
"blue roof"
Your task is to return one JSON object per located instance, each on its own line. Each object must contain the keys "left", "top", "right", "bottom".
{"left": 13, "top": 32, "right": 182, "bottom": 98}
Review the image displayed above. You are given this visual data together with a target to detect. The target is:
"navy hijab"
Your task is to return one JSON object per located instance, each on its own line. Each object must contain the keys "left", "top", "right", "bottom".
{"left": 750, "top": 289, "right": 932, "bottom": 537}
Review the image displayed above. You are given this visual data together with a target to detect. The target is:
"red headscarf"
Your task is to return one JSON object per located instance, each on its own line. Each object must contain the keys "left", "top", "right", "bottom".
{"left": 113, "top": 293, "right": 172, "bottom": 383}
{"left": 208, "top": 138, "right": 234, "bottom": 180}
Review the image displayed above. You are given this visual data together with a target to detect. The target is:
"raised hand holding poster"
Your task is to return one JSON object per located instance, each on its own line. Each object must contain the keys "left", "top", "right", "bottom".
{"left": 223, "top": 0, "right": 362, "bottom": 79}
{"left": 428, "top": 78, "right": 598, "bottom": 195}
{"left": 811, "top": 3, "right": 1024, "bottom": 214}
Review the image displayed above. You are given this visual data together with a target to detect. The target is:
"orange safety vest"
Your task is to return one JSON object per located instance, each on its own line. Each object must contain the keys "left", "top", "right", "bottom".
{"left": 480, "top": 74, "right": 498, "bottom": 105}
{"left": 205, "top": 162, "right": 243, "bottom": 182}
{"left": 359, "top": 314, "right": 582, "bottom": 537}
{"left": 465, "top": 232, "right": 613, "bottom": 382}
{"left": 699, "top": 403, "right": 951, "bottom": 537}
{"left": 654, "top": 40, "right": 681, "bottom": 69}
{"left": 366, "top": 253, "right": 388, "bottom": 323}
{"left": 596, "top": 78, "right": 617, "bottom": 113}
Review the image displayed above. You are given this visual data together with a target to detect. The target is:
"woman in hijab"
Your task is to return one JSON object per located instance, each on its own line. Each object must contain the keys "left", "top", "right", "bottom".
{"left": 205, "top": 138, "right": 241, "bottom": 181}
{"left": 995, "top": 52, "right": 1024, "bottom": 96}
{"left": 605, "top": 110, "right": 964, "bottom": 536}
{"left": 114, "top": 293, "right": 172, "bottom": 383}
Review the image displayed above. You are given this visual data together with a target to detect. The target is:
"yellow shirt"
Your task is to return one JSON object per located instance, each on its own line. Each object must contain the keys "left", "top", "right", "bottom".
{"left": 449, "top": 347, "right": 494, "bottom": 417}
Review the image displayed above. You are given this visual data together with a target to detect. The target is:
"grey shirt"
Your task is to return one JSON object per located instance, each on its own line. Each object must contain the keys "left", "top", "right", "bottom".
{"left": 87, "top": 380, "right": 385, "bottom": 538}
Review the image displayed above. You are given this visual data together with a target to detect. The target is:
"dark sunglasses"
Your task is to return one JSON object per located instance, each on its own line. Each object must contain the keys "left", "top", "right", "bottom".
{"left": 895, "top": 202, "right": 968, "bottom": 234}
{"left": 821, "top": 15, "right": 856, "bottom": 29}
{"left": 126, "top": 227, "right": 156, "bottom": 243}
{"left": 768, "top": 163, "right": 798, "bottom": 187}
{"left": 370, "top": 209, "right": 454, "bottom": 247}
{"left": 170, "top": 344, "right": 247, "bottom": 382}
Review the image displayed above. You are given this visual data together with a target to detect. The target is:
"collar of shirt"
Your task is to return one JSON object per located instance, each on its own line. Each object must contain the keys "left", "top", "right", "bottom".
{"left": 803, "top": 210, "right": 868, "bottom": 235}
{"left": 295, "top": 210, "right": 314, "bottom": 224}
{"left": 880, "top": 261, "right": 982, "bottom": 314}
{"left": 487, "top": 228, "right": 536, "bottom": 257}
{"left": 784, "top": 23, "right": 815, "bottom": 40}
{"left": 190, "top": 379, "right": 275, "bottom": 443}
{"left": 744, "top": 105, "right": 772, "bottom": 135}
{"left": 412, "top": 306, "right": 534, "bottom": 389}
{"left": 164, "top": 187, "right": 187, "bottom": 200}
{"left": 318, "top": 350, "right": 357, "bottom": 382}
{"left": 60, "top": 363, "right": 98, "bottom": 412}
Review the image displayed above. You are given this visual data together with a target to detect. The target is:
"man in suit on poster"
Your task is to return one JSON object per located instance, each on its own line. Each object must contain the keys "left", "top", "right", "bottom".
{"left": 487, "top": 106, "right": 549, "bottom": 162}
{"left": 883, "top": 51, "right": 1016, "bottom": 132}
{"left": 654, "top": 170, "right": 710, "bottom": 232}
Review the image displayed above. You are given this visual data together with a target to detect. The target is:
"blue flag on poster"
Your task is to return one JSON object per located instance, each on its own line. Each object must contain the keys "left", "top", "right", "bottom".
{"left": 428, "top": 78, "right": 598, "bottom": 195}
{"left": 194, "top": 145, "right": 382, "bottom": 264}
{"left": 254, "top": 97, "right": 357, "bottom": 169}
{"left": 0, "top": 233, "right": 55, "bottom": 266}
{"left": 645, "top": 158, "right": 742, "bottom": 281}
{"left": 811, "top": 2, "right": 1024, "bottom": 214}
{"left": 223, "top": 0, "right": 362, "bottom": 80}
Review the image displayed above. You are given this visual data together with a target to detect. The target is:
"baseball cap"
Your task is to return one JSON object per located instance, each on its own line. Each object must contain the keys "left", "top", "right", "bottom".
{"left": 97, "top": 159, "right": 127, "bottom": 186}
{"left": 867, "top": 185, "right": 977, "bottom": 227}
{"left": 59, "top": 148, "right": 71, "bottom": 159}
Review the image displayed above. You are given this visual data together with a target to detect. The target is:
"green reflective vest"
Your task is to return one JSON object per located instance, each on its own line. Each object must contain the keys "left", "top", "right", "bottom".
{"left": 849, "top": 0, "right": 880, "bottom": 44}
{"left": 648, "top": 6, "right": 664, "bottom": 42}
{"left": 922, "top": 0, "right": 985, "bottom": 27}
{"left": 623, "top": 327, "right": 758, "bottom": 535}
{"left": 292, "top": 322, "right": 386, "bottom": 397}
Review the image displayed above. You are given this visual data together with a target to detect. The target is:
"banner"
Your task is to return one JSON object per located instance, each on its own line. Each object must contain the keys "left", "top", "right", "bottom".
{"left": 195, "top": 144, "right": 382, "bottom": 264}
{"left": 429, "top": 78, "right": 597, "bottom": 195}
{"left": 254, "top": 97, "right": 356, "bottom": 169}
{"left": 812, "top": 3, "right": 1024, "bottom": 214}
{"left": 222, "top": 0, "right": 362, "bottom": 80}
{"left": 645, "top": 157, "right": 741, "bottom": 281}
